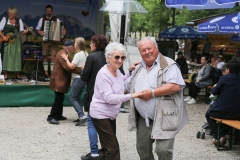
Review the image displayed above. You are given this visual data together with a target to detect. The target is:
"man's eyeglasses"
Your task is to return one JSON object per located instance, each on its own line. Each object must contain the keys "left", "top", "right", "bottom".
{"left": 114, "top": 55, "right": 126, "bottom": 61}
{"left": 218, "top": 57, "right": 223, "bottom": 59}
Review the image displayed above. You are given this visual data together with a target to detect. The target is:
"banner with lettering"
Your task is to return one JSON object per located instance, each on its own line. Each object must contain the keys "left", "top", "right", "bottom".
{"left": 0, "top": 0, "right": 98, "bottom": 38}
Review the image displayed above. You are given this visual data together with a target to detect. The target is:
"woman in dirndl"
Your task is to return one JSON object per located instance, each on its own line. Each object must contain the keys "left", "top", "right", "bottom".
{"left": 0, "top": 7, "right": 28, "bottom": 80}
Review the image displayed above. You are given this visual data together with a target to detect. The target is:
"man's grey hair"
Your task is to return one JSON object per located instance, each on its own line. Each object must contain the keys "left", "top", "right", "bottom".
{"left": 137, "top": 37, "right": 158, "bottom": 49}
{"left": 63, "top": 45, "right": 73, "bottom": 50}
{"left": 105, "top": 42, "right": 126, "bottom": 63}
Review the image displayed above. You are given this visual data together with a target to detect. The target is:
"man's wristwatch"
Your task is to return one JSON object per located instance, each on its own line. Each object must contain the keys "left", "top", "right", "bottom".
{"left": 152, "top": 89, "right": 155, "bottom": 98}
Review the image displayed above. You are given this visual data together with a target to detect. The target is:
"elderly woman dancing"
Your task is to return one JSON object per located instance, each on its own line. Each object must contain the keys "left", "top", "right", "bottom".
{"left": 90, "top": 42, "right": 140, "bottom": 160}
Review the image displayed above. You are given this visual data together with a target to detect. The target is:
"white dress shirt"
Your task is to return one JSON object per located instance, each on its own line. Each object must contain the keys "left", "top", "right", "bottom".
{"left": 36, "top": 16, "right": 61, "bottom": 30}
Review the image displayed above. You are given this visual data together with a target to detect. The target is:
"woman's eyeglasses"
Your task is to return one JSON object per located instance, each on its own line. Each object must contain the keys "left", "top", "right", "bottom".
{"left": 114, "top": 55, "right": 126, "bottom": 61}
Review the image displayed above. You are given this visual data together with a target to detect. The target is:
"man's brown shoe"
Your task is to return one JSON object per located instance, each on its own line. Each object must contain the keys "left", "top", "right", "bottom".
{"left": 220, "top": 137, "right": 227, "bottom": 146}
{"left": 212, "top": 138, "right": 217, "bottom": 146}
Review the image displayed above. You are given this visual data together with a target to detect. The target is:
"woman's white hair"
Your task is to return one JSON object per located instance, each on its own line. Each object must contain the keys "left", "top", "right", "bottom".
{"left": 105, "top": 42, "right": 126, "bottom": 63}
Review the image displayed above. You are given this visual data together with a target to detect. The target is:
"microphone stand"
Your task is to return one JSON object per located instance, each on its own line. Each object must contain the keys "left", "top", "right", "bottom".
{"left": 35, "top": 48, "right": 39, "bottom": 85}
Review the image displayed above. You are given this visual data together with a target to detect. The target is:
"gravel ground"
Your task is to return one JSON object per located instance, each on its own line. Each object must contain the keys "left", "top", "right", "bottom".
{"left": 0, "top": 98, "right": 240, "bottom": 160}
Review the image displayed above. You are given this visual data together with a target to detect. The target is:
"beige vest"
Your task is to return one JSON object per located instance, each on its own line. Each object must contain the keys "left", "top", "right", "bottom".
{"left": 128, "top": 53, "right": 189, "bottom": 139}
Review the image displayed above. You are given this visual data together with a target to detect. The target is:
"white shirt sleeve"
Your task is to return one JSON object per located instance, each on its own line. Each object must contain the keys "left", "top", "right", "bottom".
{"left": 36, "top": 18, "right": 43, "bottom": 30}
{"left": 217, "top": 62, "right": 225, "bottom": 71}
{"left": 72, "top": 52, "right": 81, "bottom": 65}
{"left": 0, "top": 17, "right": 6, "bottom": 31}
{"left": 19, "top": 19, "right": 24, "bottom": 31}
{"left": 166, "top": 64, "right": 186, "bottom": 89}
{"left": 36, "top": 18, "right": 61, "bottom": 30}
{"left": 0, "top": 17, "right": 23, "bottom": 31}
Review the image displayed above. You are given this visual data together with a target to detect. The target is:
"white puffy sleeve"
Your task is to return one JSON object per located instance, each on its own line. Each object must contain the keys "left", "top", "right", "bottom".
{"left": 0, "top": 17, "right": 6, "bottom": 31}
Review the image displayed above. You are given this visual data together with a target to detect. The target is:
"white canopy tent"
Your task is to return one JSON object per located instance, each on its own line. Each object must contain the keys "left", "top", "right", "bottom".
{"left": 105, "top": 0, "right": 131, "bottom": 72}
{"left": 104, "top": 0, "right": 147, "bottom": 72}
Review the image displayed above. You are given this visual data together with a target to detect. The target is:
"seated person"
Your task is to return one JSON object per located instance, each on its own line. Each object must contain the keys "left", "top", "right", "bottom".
{"left": 205, "top": 60, "right": 240, "bottom": 146}
{"left": 215, "top": 55, "right": 225, "bottom": 72}
{"left": 184, "top": 56, "right": 213, "bottom": 104}
{"left": 176, "top": 51, "right": 189, "bottom": 75}
{"left": 211, "top": 53, "right": 218, "bottom": 67}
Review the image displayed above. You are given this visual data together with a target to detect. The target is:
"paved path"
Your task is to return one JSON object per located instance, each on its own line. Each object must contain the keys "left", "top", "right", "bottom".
{"left": 0, "top": 102, "right": 240, "bottom": 160}
{"left": 126, "top": 45, "right": 142, "bottom": 65}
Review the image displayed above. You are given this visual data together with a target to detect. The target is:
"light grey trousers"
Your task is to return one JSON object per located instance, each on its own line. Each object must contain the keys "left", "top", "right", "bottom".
{"left": 136, "top": 116, "right": 175, "bottom": 160}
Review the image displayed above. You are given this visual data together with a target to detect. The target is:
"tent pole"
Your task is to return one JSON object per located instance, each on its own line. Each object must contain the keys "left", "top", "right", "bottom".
{"left": 120, "top": 14, "right": 126, "bottom": 45}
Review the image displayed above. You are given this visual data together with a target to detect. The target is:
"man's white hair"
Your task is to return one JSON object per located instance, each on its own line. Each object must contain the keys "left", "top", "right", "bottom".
{"left": 137, "top": 37, "right": 158, "bottom": 49}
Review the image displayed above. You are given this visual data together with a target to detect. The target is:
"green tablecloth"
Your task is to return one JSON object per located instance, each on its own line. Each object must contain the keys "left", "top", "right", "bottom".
{"left": 0, "top": 84, "right": 86, "bottom": 107}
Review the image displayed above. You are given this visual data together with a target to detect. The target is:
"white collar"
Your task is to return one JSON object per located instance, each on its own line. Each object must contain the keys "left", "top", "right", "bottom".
{"left": 46, "top": 15, "right": 52, "bottom": 20}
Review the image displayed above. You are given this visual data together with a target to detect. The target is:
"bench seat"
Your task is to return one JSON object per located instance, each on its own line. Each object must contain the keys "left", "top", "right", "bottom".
{"left": 184, "top": 79, "right": 213, "bottom": 103}
{"left": 210, "top": 117, "right": 240, "bottom": 151}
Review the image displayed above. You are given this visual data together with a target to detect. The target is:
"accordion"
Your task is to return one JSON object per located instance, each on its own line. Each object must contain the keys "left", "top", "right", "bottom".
{"left": 43, "top": 21, "right": 64, "bottom": 42}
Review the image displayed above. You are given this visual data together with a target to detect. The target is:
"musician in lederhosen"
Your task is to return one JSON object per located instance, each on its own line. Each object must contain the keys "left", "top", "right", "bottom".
{"left": 0, "top": 7, "right": 28, "bottom": 80}
{"left": 36, "top": 5, "right": 66, "bottom": 81}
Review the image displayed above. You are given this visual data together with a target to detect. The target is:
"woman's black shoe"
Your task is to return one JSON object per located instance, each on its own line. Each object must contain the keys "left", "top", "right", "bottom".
{"left": 73, "top": 119, "right": 79, "bottom": 122}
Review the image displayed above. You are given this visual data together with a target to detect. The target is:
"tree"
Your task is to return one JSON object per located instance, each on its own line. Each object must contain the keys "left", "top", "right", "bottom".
{"left": 130, "top": 0, "right": 172, "bottom": 38}
{"left": 104, "top": 0, "right": 240, "bottom": 38}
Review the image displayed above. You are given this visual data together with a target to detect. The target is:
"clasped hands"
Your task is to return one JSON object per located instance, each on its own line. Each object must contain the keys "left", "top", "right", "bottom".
{"left": 128, "top": 62, "right": 153, "bottom": 101}
{"left": 131, "top": 89, "right": 153, "bottom": 101}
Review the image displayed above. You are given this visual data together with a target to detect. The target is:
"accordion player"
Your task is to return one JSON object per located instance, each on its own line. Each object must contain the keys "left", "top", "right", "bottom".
{"left": 35, "top": 4, "right": 67, "bottom": 79}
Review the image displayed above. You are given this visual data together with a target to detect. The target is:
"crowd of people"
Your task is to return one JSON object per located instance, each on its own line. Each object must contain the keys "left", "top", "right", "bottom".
{"left": 1, "top": 4, "right": 240, "bottom": 160}
{"left": 46, "top": 34, "right": 240, "bottom": 158}
{"left": 46, "top": 35, "right": 189, "bottom": 160}
{"left": 0, "top": 5, "right": 66, "bottom": 81}
{"left": 41, "top": 30, "right": 190, "bottom": 160}
{"left": 175, "top": 38, "right": 240, "bottom": 148}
